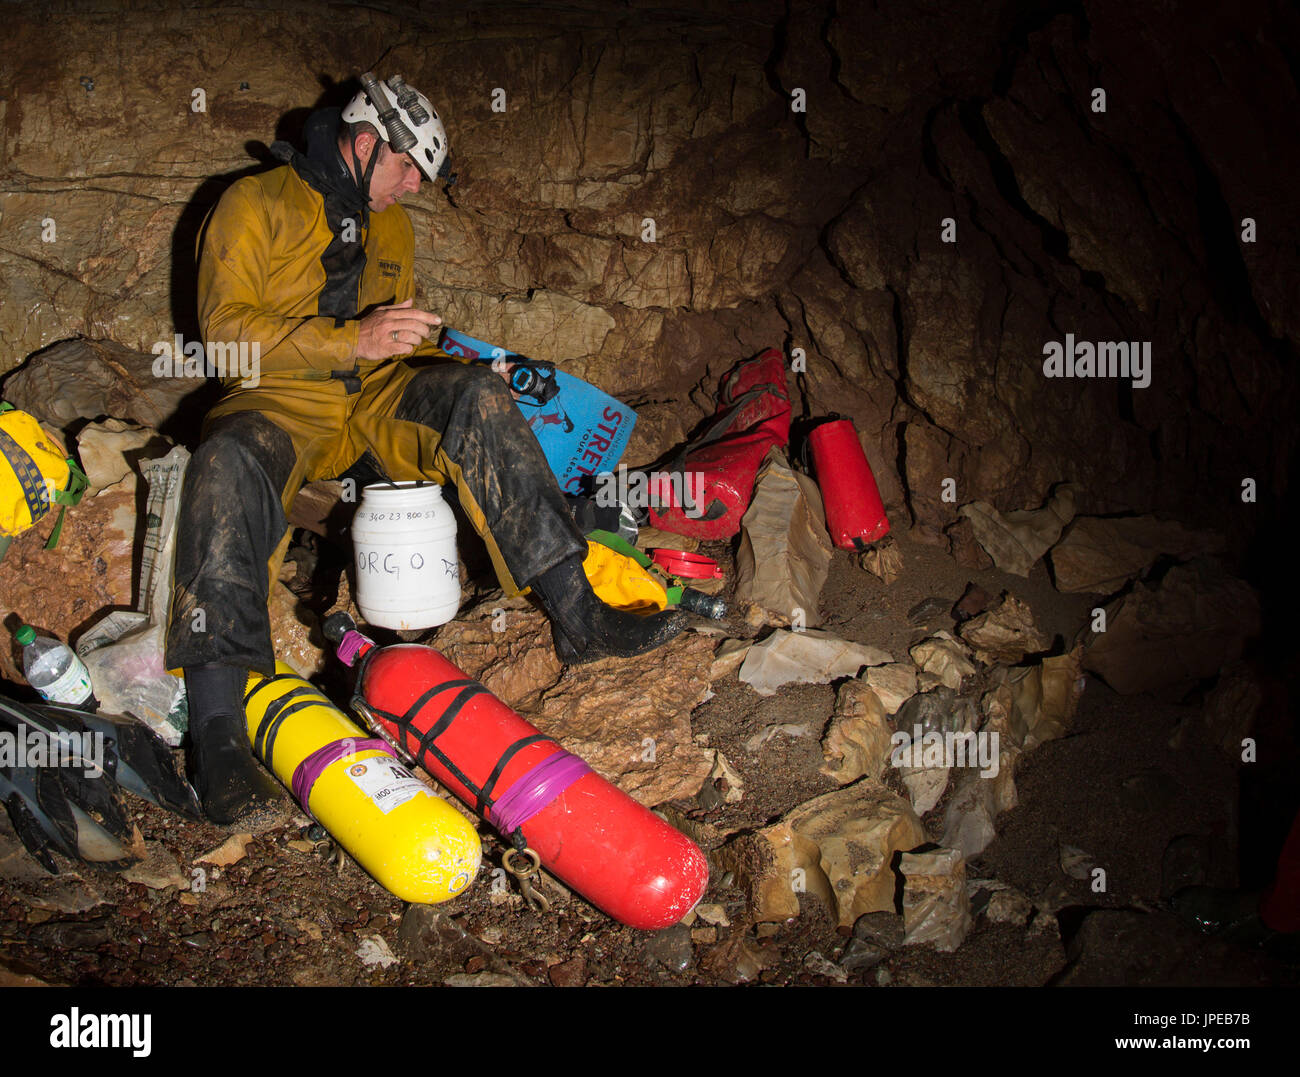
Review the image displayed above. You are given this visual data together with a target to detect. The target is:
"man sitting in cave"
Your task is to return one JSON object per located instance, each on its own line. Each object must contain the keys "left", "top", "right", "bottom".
{"left": 164, "top": 74, "right": 686, "bottom": 825}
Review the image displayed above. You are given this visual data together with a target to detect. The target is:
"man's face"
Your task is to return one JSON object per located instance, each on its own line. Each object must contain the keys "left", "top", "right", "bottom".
{"left": 352, "top": 133, "right": 423, "bottom": 211}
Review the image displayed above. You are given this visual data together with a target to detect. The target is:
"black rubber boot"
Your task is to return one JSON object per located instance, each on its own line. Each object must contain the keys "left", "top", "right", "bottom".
{"left": 184, "top": 664, "right": 283, "bottom": 825}
{"left": 528, "top": 554, "right": 688, "bottom": 665}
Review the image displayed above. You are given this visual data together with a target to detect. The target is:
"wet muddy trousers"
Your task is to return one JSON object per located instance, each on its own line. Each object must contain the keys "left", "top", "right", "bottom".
{"left": 164, "top": 362, "right": 587, "bottom": 676}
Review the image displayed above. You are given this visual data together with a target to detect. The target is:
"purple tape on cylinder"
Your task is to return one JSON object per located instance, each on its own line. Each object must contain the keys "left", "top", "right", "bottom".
{"left": 489, "top": 750, "right": 591, "bottom": 835}
{"left": 291, "top": 737, "right": 393, "bottom": 813}
{"left": 336, "top": 630, "right": 369, "bottom": 668}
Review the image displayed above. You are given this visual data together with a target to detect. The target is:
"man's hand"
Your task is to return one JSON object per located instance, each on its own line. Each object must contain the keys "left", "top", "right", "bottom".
{"left": 491, "top": 359, "right": 524, "bottom": 400}
{"left": 355, "top": 299, "right": 443, "bottom": 360}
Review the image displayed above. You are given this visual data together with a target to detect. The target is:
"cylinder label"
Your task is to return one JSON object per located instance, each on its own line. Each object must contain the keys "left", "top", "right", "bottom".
{"left": 345, "top": 758, "right": 433, "bottom": 814}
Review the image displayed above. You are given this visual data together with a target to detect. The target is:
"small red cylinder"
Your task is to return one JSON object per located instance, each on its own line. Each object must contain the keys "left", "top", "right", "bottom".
{"left": 357, "top": 644, "right": 708, "bottom": 930}
{"left": 808, "top": 419, "right": 891, "bottom": 548}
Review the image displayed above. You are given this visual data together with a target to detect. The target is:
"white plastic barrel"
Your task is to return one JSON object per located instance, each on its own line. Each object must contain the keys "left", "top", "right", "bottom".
{"left": 351, "top": 481, "right": 460, "bottom": 630}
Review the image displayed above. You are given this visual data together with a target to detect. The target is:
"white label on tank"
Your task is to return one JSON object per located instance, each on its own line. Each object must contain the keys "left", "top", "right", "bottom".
{"left": 345, "top": 759, "right": 433, "bottom": 814}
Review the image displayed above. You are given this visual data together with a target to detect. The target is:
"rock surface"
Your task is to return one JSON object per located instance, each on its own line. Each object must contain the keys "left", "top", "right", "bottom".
{"left": 433, "top": 597, "right": 715, "bottom": 807}
{"left": 530, "top": 631, "right": 716, "bottom": 807}
{"left": 0, "top": 1, "right": 1291, "bottom": 548}
{"left": 268, "top": 581, "right": 325, "bottom": 679}
{"left": 432, "top": 597, "right": 563, "bottom": 713}
{"left": 2, "top": 339, "right": 212, "bottom": 441}
{"left": 1050, "top": 516, "right": 1225, "bottom": 595}
{"left": 1084, "top": 561, "right": 1261, "bottom": 695}
{"left": 0, "top": 483, "right": 136, "bottom": 685}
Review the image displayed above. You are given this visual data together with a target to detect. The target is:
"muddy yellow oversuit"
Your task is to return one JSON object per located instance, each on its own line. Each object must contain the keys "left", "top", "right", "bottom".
{"left": 164, "top": 108, "right": 585, "bottom": 674}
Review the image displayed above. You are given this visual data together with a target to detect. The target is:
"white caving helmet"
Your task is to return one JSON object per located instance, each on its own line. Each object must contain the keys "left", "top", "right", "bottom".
{"left": 341, "top": 72, "right": 451, "bottom": 183}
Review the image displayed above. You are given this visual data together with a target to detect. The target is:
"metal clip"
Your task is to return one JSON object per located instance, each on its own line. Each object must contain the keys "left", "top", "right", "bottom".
{"left": 349, "top": 695, "right": 417, "bottom": 769}
{"left": 502, "top": 846, "right": 550, "bottom": 914}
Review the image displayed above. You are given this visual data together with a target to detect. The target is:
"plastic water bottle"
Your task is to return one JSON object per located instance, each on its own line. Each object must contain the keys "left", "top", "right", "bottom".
{"left": 16, "top": 625, "right": 98, "bottom": 710}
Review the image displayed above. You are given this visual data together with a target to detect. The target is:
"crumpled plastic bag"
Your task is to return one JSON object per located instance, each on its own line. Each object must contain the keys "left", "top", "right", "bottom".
{"left": 78, "top": 445, "right": 190, "bottom": 744}
{"left": 734, "top": 448, "right": 832, "bottom": 626}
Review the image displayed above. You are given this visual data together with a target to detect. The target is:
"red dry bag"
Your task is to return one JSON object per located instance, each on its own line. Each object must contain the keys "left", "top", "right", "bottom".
{"left": 645, "top": 348, "right": 791, "bottom": 540}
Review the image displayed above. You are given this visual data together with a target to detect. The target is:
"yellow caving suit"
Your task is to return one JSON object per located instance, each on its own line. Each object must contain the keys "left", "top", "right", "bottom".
{"left": 164, "top": 111, "right": 585, "bottom": 675}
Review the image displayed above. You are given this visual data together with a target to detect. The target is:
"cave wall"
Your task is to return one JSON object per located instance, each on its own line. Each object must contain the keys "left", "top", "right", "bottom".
{"left": 1, "top": 0, "right": 1295, "bottom": 547}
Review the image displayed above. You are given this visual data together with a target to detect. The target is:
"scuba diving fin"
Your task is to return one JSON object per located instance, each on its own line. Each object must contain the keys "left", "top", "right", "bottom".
{"left": 0, "top": 771, "right": 133, "bottom": 873}
{"left": 1, "top": 697, "right": 139, "bottom": 872}
{"left": 0, "top": 694, "right": 201, "bottom": 873}
{"left": 34, "top": 702, "right": 202, "bottom": 820}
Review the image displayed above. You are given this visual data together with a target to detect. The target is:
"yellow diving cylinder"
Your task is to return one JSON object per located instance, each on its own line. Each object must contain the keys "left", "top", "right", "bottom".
{"left": 243, "top": 663, "right": 481, "bottom": 904}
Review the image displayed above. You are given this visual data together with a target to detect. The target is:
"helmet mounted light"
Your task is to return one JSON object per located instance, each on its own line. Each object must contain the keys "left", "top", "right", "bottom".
{"left": 342, "top": 71, "right": 450, "bottom": 187}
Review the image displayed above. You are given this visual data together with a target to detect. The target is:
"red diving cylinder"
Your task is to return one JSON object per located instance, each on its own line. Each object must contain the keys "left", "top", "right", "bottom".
{"left": 327, "top": 616, "right": 708, "bottom": 930}
{"left": 808, "top": 418, "right": 890, "bottom": 548}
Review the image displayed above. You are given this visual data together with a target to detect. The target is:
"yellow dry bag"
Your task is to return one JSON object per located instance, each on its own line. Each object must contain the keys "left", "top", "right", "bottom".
{"left": 0, "top": 401, "right": 88, "bottom": 560}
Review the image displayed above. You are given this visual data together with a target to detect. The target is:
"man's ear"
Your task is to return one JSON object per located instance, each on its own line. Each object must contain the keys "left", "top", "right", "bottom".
{"left": 351, "top": 129, "right": 382, "bottom": 163}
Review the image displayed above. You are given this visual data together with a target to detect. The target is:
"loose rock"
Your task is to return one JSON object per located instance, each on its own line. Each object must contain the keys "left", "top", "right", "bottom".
{"left": 958, "top": 486, "right": 1077, "bottom": 577}
{"left": 1084, "top": 560, "right": 1260, "bottom": 695}
{"left": 195, "top": 833, "right": 254, "bottom": 868}
{"left": 641, "top": 923, "right": 694, "bottom": 974}
{"left": 908, "top": 632, "right": 977, "bottom": 690}
{"left": 355, "top": 935, "right": 399, "bottom": 970}
{"left": 121, "top": 841, "right": 186, "bottom": 890}
{"left": 820, "top": 681, "right": 893, "bottom": 785}
{"left": 958, "top": 593, "right": 1050, "bottom": 665}
{"left": 863, "top": 663, "right": 918, "bottom": 714}
{"left": 717, "top": 780, "right": 926, "bottom": 926}
{"left": 1049, "top": 515, "right": 1223, "bottom": 595}
{"left": 700, "top": 936, "right": 772, "bottom": 984}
